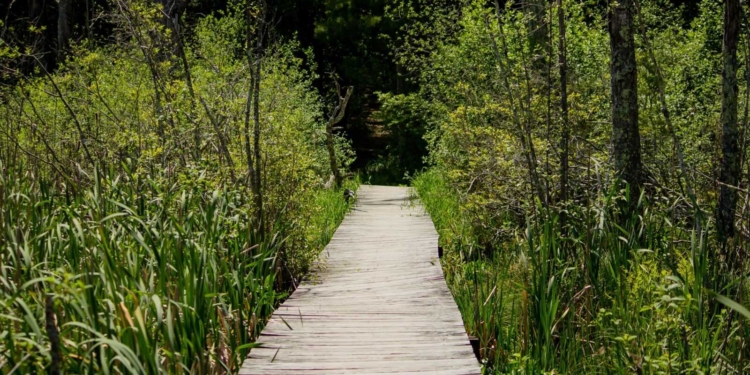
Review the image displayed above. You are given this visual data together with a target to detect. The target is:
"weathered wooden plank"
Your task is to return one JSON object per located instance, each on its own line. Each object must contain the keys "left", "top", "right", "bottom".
{"left": 240, "top": 185, "right": 480, "bottom": 375}
{"left": 239, "top": 369, "right": 481, "bottom": 375}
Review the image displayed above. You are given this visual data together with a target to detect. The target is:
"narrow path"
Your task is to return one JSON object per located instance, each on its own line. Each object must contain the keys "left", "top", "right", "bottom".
{"left": 240, "top": 185, "right": 481, "bottom": 374}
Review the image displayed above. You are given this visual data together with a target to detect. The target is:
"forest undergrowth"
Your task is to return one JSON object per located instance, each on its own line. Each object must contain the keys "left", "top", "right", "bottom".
{"left": 414, "top": 169, "right": 748, "bottom": 373}
{"left": 398, "top": 0, "right": 750, "bottom": 373}
{"left": 0, "top": 1, "right": 358, "bottom": 373}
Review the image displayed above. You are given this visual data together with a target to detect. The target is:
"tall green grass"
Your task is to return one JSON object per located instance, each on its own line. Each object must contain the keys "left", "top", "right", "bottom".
{"left": 0, "top": 162, "right": 354, "bottom": 374}
{"left": 413, "top": 169, "right": 749, "bottom": 374}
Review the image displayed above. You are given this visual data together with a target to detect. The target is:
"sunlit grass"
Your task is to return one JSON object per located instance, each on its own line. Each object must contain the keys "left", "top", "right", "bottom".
{"left": 0, "top": 162, "right": 355, "bottom": 374}
{"left": 413, "top": 169, "right": 749, "bottom": 374}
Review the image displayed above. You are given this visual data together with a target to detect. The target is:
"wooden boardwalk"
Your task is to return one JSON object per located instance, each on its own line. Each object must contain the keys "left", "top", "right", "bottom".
{"left": 240, "top": 185, "right": 481, "bottom": 375}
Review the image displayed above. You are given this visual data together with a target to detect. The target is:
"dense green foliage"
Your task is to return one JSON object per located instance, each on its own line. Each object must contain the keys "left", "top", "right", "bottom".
{"left": 3, "top": 0, "right": 750, "bottom": 373}
{"left": 0, "top": 1, "right": 358, "bottom": 373}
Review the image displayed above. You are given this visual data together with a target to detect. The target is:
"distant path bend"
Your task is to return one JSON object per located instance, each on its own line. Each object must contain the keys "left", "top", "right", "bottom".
{"left": 240, "top": 185, "right": 481, "bottom": 375}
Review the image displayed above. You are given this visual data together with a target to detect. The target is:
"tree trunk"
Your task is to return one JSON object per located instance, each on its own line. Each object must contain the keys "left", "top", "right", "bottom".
{"left": 326, "top": 84, "right": 353, "bottom": 188}
{"left": 57, "top": 0, "right": 70, "bottom": 62}
{"left": 243, "top": 0, "right": 256, "bottom": 189}
{"left": 525, "top": 0, "right": 548, "bottom": 73}
{"left": 717, "top": 0, "right": 740, "bottom": 244}
{"left": 557, "top": 0, "right": 569, "bottom": 237}
{"left": 154, "top": 0, "right": 181, "bottom": 46}
{"left": 609, "top": 0, "right": 642, "bottom": 207}
{"left": 244, "top": 0, "right": 266, "bottom": 233}
{"left": 85, "top": 0, "right": 91, "bottom": 39}
{"left": 30, "top": 0, "right": 43, "bottom": 27}
{"left": 252, "top": 56, "right": 263, "bottom": 232}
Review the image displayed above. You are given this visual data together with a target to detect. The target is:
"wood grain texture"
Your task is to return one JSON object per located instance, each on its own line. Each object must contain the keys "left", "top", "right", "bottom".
{"left": 240, "top": 185, "right": 480, "bottom": 375}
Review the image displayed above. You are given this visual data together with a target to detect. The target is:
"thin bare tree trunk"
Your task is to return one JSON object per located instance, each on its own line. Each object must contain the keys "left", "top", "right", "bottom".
{"left": 740, "top": 10, "right": 750, "bottom": 181}
{"left": 57, "top": 0, "right": 70, "bottom": 62}
{"left": 557, "top": 0, "right": 569, "bottom": 238}
{"left": 243, "top": 74, "right": 256, "bottom": 188}
{"left": 244, "top": 0, "right": 266, "bottom": 233}
{"left": 252, "top": 55, "right": 263, "bottom": 232}
{"left": 86, "top": 0, "right": 91, "bottom": 39}
{"left": 525, "top": 0, "right": 548, "bottom": 73}
{"left": 717, "top": 0, "right": 741, "bottom": 245}
{"left": 57, "top": 0, "right": 71, "bottom": 63}
{"left": 326, "top": 82, "right": 353, "bottom": 188}
{"left": 243, "top": 0, "right": 256, "bottom": 190}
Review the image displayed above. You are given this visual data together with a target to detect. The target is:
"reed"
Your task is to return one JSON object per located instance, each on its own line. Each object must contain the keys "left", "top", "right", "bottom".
{"left": 0, "top": 162, "right": 355, "bottom": 374}
{"left": 413, "top": 169, "right": 749, "bottom": 374}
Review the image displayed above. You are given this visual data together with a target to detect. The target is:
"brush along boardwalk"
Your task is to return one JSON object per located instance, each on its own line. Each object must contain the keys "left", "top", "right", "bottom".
{"left": 240, "top": 185, "right": 481, "bottom": 375}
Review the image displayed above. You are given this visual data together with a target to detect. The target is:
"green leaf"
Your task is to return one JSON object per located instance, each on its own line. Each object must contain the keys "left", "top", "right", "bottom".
{"left": 711, "top": 291, "right": 750, "bottom": 320}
